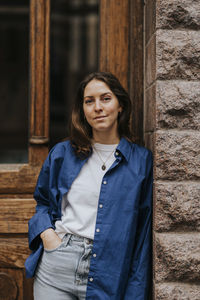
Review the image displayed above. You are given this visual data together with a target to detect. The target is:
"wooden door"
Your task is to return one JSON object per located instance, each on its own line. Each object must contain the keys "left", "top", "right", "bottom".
{"left": 0, "top": 1, "right": 50, "bottom": 299}
{"left": 0, "top": 0, "right": 143, "bottom": 298}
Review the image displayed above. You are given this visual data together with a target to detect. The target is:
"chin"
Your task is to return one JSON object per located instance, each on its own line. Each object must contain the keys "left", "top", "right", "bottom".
{"left": 94, "top": 127, "right": 108, "bottom": 132}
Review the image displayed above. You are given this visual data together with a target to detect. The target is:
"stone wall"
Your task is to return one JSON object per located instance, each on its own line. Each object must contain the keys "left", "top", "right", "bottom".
{"left": 144, "top": 0, "right": 200, "bottom": 299}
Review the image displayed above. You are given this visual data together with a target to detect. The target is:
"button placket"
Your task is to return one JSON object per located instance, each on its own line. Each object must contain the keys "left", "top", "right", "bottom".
{"left": 89, "top": 277, "right": 93, "bottom": 282}
{"left": 90, "top": 174, "right": 108, "bottom": 283}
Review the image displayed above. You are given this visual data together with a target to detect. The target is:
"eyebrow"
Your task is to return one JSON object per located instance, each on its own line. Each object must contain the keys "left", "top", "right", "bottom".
{"left": 84, "top": 92, "right": 112, "bottom": 99}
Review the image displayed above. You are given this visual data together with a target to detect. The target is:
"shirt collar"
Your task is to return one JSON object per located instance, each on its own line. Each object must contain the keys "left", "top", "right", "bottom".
{"left": 116, "top": 137, "right": 132, "bottom": 162}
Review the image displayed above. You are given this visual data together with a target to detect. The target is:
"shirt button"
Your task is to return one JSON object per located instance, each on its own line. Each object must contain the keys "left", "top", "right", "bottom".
{"left": 93, "top": 253, "right": 97, "bottom": 258}
{"left": 103, "top": 180, "right": 107, "bottom": 185}
{"left": 115, "top": 151, "right": 119, "bottom": 156}
{"left": 96, "top": 228, "right": 100, "bottom": 233}
{"left": 89, "top": 277, "right": 93, "bottom": 282}
{"left": 99, "top": 204, "right": 103, "bottom": 208}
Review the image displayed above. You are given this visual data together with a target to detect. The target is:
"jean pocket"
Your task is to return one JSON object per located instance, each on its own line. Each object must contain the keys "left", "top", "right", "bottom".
{"left": 44, "top": 240, "right": 65, "bottom": 253}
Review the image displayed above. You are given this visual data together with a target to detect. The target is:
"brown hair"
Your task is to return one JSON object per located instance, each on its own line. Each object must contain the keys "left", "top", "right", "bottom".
{"left": 70, "top": 72, "right": 134, "bottom": 157}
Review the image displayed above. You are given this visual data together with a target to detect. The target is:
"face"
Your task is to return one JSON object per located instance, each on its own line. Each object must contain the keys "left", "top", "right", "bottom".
{"left": 83, "top": 79, "right": 122, "bottom": 139}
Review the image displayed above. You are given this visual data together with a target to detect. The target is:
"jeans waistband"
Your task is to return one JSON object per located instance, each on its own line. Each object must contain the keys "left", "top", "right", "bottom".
{"left": 63, "top": 233, "right": 93, "bottom": 245}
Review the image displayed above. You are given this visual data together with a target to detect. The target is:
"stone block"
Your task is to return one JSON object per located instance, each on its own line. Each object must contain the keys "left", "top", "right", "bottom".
{"left": 154, "top": 182, "right": 200, "bottom": 232}
{"left": 157, "top": 30, "right": 200, "bottom": 80}
{"left": 156, "top": 80, "right": 200, "bottom": 130}
{"left": 154, "top": 233, "right": 200, "bottom": 282}
{"left": 155, "top": 131, "right": 200, "bottom": 180}
{"left": 157, "top": 0, "right": 200, "bottom": 30}
{"left": 155, "top": 283, "right": 200, "bottom": 300}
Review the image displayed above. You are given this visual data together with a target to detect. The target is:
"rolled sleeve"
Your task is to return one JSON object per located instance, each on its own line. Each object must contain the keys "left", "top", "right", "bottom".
{"left": 28, "top": 212, "right": 53, "bottom": 250}
{"left": 28, "top": 151, "right": 54, "bottom": 251}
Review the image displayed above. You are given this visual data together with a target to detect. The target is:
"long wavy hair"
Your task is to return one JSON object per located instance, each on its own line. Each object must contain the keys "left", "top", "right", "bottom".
{"left": 70, "top": 72, "right": 134, "bottom": 157}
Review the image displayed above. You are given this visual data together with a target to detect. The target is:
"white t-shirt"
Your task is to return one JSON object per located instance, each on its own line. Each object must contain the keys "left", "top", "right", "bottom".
{"left": 55, "top": 143, "right": 118, "bottom": 240}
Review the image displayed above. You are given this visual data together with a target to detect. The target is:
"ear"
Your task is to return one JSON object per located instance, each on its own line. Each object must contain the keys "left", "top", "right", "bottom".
{"left": 118, "top": 106, "right": 122, "bottom": 113}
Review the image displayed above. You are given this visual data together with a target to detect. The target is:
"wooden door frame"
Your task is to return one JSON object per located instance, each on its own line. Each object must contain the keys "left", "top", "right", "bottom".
{"left": 0, "top": 0, "right": 50, "bottom": 195}
{"left": 0, "top": 1, "right": 50, "bottom": 299}
{"left": 100, "top": 0, "right": 144, "bottom": 145}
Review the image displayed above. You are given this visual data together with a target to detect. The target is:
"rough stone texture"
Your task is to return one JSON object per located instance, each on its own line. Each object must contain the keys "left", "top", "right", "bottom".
{"left": 156, "top": 80, "right": 200, "bottom": 130}
{"left": 157, "top": 0, "right": 200, "bottom": 30}
{"left": 155, "top": 131, "right": 200, "bottom": 180}
{"left": 155, "top": 233, "right": 200, "bottom": 282}
{"left": 154, "top": 182, "right": 200, "bottom": 232}
{"left": 156, "top": 30, "right": 200, "bottom": 80}
{"left": 155, "top": 283, "right": 200, "bottom": 300}
{"left": 144, "top": 1, "right": 200, "bottom": 298}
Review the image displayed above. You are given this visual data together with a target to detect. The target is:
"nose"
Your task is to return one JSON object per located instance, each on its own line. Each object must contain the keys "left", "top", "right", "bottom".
{"left": 94, "top": 99, "right": 102, "bottom": 112}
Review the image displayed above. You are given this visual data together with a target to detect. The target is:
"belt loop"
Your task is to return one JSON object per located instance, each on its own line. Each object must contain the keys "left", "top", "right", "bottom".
{"left": 63, "top": 233, "right": 72, "bottom": 247}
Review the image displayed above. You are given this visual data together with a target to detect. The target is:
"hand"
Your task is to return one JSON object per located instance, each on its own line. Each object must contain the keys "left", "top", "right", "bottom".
{"left": 40, "top": 228, "right": 62, "bottom": 250}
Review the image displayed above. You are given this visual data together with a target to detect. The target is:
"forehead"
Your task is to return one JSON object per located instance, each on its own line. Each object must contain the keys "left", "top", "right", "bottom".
{"left": 84, "top": 79, "right": 111, "bottom": 96}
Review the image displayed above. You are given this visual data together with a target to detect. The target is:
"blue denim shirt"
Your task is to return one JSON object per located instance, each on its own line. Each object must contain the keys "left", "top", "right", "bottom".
{"left": 25, "top": 137, "right": 153, "bottom": 299}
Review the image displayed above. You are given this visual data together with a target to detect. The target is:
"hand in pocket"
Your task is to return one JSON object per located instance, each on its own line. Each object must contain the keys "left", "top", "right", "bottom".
{"left": 40, "top": 228, "right": 62, "bottom": 250}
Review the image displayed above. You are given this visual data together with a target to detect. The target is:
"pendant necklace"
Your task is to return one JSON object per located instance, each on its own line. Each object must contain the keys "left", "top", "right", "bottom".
{"left": 93, "top": 147, "right": 115, "bottom": 170}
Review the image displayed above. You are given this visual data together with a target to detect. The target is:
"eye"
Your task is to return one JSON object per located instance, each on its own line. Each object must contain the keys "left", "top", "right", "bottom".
{"left": 84, "top": 98, "right": 93, "bottom": 104}
{"left": 102, "top": 95, "right": 111, "bottom": 101}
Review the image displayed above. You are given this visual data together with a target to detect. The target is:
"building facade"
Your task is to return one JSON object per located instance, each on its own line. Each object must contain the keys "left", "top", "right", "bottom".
{"left": 144, "top": 0, "right": 200, "bottom": 298}
{"left": 0, "top": 0, "right": 199, "bottom": 299}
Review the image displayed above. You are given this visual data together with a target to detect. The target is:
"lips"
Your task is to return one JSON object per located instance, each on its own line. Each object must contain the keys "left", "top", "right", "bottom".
{"left": 94, "top": 116, "right": 107, "bottom": 120}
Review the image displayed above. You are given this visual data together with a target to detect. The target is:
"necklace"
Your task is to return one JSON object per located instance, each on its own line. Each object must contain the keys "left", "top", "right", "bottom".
{"left": 93, "top": 147, "right": 115, "bottom": 170}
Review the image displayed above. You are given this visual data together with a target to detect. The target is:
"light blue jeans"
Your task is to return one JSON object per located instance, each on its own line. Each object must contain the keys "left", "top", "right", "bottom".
{"left": 34, "top": 234, "right": 93, "bottom": 300}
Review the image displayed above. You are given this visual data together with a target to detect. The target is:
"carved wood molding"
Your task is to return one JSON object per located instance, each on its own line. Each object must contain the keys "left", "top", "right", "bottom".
{"left": 29, "top": 136, "right": 49, "bottom": 145}
{"left": 0, "top": 238, "right": 30, "bottom": 269}
{"left": 29, "top": 0, "right": 50, "bottom": 143}
{"left": 0, "top": 272, "right": 18, "bottom": 300}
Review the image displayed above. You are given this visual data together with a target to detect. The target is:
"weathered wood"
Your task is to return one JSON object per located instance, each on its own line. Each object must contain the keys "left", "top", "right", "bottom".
{"left": 0, "top": 199, "right": 35, "bottom": 233}
{"left": 129, "top": 0, "right": 144, "bottom": 145}
{"left": 29, "top": 144, "right": 49, "bottom": 167}
{"left": 0, "top": 164, "right": 40, "bottom": 193}
{"left": 0, "top": 269, "right": 24, "bottom": 300}
{"left": 23, "top": 271, "right": 34, "bottom": 300}
{"left": 99, "top": 0, "right": 144, "bottom": 144}
{"left": 29, "top": 0, "right": 50, "bottom": 166}
{"left": 0, "top": 272, "right": 18, "bottom": 300}
{"left": 0, "top": 238, "right": 30, "bottom": 268}
{"left": 0, "top": 1, "right": 50, "bottom": 298}
{"left": 29, "top": 0, "right": 50, "bottom": 141}
{"left": 99, "top": 0, "right": 130, "bottom": 90}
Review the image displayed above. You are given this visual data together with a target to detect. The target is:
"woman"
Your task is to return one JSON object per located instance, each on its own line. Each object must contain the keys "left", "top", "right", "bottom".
{"left": 25, "top": 72, "right": 153, "bottom": 300}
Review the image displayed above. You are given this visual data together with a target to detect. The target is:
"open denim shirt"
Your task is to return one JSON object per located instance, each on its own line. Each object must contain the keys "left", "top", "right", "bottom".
{"left": 25, "top": 137, "right": 153, "bottom": 300}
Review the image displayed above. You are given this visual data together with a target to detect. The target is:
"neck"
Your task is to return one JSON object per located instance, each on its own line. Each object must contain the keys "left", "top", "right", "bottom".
{"left": 92, "top": 130, "right": 120, "bottom": 145}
